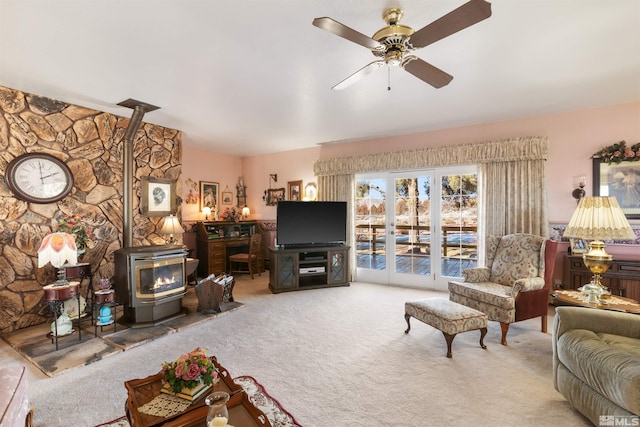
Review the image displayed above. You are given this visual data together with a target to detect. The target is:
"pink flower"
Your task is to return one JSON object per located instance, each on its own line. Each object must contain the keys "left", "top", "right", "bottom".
{"left": 175, "top": 363, "right": 184, "bottom": 378}
{"left": 625, "top": 149, "right": 636, "bottom": 158}
{"left": 183, "top": 363, "right": 201, "bottom": 381}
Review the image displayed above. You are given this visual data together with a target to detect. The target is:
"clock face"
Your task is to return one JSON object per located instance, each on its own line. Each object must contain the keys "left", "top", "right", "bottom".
{"left": 4, "top": 153, "right": 74, "bottom": 203}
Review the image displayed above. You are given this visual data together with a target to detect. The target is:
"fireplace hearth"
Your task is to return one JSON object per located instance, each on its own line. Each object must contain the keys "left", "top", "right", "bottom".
{"left": 115, "top": 245, "right": 188, "bottom": 327}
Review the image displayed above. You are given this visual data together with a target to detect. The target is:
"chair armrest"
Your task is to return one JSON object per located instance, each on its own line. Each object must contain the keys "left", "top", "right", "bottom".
{"left": 462, "top": 267, "right": 491, "bottom": 282}
{"left": 511, "top": 277, "right": 545, "bottom": 295}
{"left": 553, "top": 306, "right": 640, "bottom": 341}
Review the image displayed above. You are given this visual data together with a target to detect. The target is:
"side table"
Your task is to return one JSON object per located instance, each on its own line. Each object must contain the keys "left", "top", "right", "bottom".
{"left": 551, "top": 290, "right": 640, "bottom": 314}
{"left": 93, "top": 289, "right": 117, "bottom": 335}
{"left": 43, "top": 282, "right": 82, "bottom": 350}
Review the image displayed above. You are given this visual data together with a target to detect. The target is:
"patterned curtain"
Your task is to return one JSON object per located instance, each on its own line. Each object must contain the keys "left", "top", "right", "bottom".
{"left": 313, "top": 136, "right": 549, "bottom": 277}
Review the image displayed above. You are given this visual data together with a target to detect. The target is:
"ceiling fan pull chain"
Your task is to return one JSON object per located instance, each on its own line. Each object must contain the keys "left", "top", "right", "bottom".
{"left": 387, "top": 66, "right": 391, "bottom": 91}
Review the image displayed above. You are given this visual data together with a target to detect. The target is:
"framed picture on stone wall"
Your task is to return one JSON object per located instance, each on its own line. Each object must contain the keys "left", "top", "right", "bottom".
{"left": 141, "top": 176, "right": 176, "bottom": 216}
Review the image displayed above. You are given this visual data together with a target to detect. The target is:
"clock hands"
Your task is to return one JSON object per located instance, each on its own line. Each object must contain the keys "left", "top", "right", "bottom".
{"left": 38, "top": 161, "right": 45, "bottom": 184}
{"left": 41, "top": 172, "right": 60, "bottom": 180}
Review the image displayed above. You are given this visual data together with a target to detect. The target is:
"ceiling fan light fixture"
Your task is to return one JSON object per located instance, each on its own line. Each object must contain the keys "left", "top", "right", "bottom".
{"left": 385, "top": 50, "right": 403, "bottom": 67}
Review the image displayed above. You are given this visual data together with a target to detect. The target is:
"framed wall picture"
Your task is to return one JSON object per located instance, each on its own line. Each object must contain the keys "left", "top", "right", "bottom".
{"left": 140, "top": 176, "right": 176, "bottom": 216}
{"left": 593, "top": 158, "right": 640, "bottom": 219}
{"left": 304, "top": 182, "right": 318, "bottom": 201}
{"left": 222, "top": 190, "right": 233, "bottom": 205}
{"left": 265, "top": 188, "right": 285, "bottom": 206}
{"left": 288, "top": 180, "right": 303, "bottom": 201}
{"left": 200, "top": 181, "right": 219, "bottom": 212}
{"left": 570, "top": 238, "right": 588, "bottom": 254}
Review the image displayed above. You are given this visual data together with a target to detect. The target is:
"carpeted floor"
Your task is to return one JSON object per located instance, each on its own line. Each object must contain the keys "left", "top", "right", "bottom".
{"left": 0, "top": 287, "right": 242, "bottom": 376}
{"left": 0, "top": 275, "right": 592, "bottom": 426}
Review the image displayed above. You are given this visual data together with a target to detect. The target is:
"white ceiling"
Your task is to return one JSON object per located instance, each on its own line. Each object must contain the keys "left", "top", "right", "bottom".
{"left": 1, "top": 1, "right": 639, "bottom": 157}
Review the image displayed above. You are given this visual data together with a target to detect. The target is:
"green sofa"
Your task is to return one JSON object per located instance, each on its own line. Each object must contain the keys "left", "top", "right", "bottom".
{"left": 552, "top": 306, "right": 640, "bottom": 424}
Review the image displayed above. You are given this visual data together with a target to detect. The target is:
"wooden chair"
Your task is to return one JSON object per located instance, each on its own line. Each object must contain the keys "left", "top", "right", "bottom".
{"left": 228, "top": 233, "right": 262, "bottom": 279}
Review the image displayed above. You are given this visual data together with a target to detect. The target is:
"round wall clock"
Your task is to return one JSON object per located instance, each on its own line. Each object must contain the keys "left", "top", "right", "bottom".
{"left": 4, "top": 153, "right": 74, "bottom": 203}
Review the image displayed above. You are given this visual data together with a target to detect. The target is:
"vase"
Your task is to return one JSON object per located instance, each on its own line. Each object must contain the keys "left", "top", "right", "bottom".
{"left": 205, "top": 391, "right": 230, "bottom": 427}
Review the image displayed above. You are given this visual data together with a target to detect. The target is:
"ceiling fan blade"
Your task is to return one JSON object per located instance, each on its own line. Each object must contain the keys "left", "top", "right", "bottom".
{"left": 409, "top": 0, "right": 492, "bottom": 49}
{"left": 332, "top": 60, "right": 384, "bottom": 90}
{"left": 403, "top": 58, "right": 453, "bottom": 89}
{"left": 313, "top": 17, "right": 382, "bottom": 50}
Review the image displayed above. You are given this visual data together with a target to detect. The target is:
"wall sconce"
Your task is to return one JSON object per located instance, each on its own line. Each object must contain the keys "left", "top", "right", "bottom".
{"left": 202, "top": 206, "right": 211, "bottom": 220}
{"left": 160, "top": 215, "right": 183, "bottom": 245}
{"left": 572, "top": 175, "right": 587, "bottom": 200}
{"left": 242, "top": 206, "right": 250, "bottom": 220}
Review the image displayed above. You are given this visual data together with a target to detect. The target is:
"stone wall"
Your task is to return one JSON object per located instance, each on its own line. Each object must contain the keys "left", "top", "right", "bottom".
{"left": 0, "top": 86, "right": 183, "bottom": 333}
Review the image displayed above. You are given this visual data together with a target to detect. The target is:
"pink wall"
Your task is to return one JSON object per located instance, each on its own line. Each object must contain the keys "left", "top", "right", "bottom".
{"left": 182, "top": 102, "right": 640, "bottom": 281}
{"left": 181, "top": 143, "right": 243, "bottom": 224}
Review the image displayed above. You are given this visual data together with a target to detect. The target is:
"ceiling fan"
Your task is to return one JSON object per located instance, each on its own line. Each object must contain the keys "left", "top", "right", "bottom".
{"left": 312, "top": 0, "right": 492, "bottom": 90}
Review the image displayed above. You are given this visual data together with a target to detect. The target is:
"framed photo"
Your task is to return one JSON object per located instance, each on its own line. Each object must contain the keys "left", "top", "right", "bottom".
{"left": 200, "top": 181, "right": 219, "bottom": 212}
{"left": 593, "top": 158, "right": 640, "bottom": 219}
{"left": 265, "top": 188, "right": 285, "bottom": 206}
{"left": 570, "top": 238, "right": 588, "bottom": 254}
{"left": 304, "top": 182, "right": 318, "bottom": 201}
{"left": 222, "top": 191, "right": 233, "bottom": 205}
{"left": 288, "top": 180, "right": 303, "bottom": 201}
{"left": 140, "top": 176, "right": 176, "bottom": 216}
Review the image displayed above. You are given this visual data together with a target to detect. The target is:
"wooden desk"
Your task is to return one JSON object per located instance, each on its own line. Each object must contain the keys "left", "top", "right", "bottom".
{"left": 125, "top": 357, "right": 271, "bottom": 427}
{"left": 196, "top": 221, "right": 258, "bottom": 276}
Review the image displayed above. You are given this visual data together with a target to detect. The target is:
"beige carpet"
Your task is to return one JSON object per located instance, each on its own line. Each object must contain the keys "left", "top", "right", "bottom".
{"left": 0, "top": 275, "right": 592, "bottom": 426}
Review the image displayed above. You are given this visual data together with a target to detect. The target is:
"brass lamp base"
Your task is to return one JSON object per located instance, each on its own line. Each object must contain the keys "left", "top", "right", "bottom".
{"left": 580, "top": 240, "right": 612, "bottom": 302}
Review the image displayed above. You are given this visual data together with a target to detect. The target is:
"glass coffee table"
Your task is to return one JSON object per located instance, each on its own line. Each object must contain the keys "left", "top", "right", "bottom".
{"left": 551, "top": 289, "right": 640, "bottom": 314}
{"left": 124, "top": 357, "right": 271, "bottom": 426}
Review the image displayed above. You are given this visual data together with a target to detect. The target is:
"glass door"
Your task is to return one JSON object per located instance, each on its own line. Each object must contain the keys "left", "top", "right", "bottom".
{"left": 355, "top": 166, "right": 478, "bottom": 291}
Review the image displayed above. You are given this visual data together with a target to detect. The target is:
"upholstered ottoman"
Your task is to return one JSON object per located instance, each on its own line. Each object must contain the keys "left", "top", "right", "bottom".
{"left": 404, "top": 297, "right": 488, "bottom": 358}
{"left": 0, "top": 365, "right": 32, "bottom": 427}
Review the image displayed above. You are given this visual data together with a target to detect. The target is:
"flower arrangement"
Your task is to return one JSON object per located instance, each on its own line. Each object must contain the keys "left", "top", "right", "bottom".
{"left": 219, "top": 207, "right": 241, "bottom": 222}
{"left": 593, "top": 140, "right": 640, "bottom": 164}
{"left": 161, "top": 347, "right": 218, "bottom": 394}
{"left": 57, "top": 214, "right": 94, "bottom": 250}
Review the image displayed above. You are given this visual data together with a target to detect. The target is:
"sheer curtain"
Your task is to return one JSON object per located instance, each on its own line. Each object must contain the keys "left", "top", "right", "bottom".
{"left": 313, "top": 136, "right": 549, "bottom": 277}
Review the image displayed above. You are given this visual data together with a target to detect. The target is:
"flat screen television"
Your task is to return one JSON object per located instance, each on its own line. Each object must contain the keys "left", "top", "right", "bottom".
{"left": 276, "top": 201, "right": 347, "bottom": 248}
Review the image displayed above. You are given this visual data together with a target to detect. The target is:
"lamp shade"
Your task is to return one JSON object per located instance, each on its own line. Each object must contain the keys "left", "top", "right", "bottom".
{"left": 563, "top": 196, "right": 635, "bottom": 241}
{"left": 38, "top": 232, "right": 78, "bottom": 268}
{"left": 160, "top": 215, "right": 183, "bottom": 236}
{"left": 242, "top": 206, "right": 250, "bottom": 219}
{"left": 202, "top": 206, "right": 212, "bottom": 219}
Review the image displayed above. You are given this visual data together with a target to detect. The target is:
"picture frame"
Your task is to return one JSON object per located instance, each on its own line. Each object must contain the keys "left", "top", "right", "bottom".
{"left": 593, "top": 158, "right": 640, "bottom": 219}
{"left": 265, "top": 188, "right": 285, "bottom": 206}
{"left": 140, "top": 176, "right": 176, "bottom": 216}
{"left": 199, "top": 181, "right": 219, "bottom": 212}
{"left": 304, "top": 182, "right": 318, "bottom": 201}
{"left": 288, "top": 180, "right": 303, "bottom": 201}
{"left": 570, "top": 238, "right": 588, "bottom": 254}
{"left": 222, "top": 191, "right": 233, "bottom": 205}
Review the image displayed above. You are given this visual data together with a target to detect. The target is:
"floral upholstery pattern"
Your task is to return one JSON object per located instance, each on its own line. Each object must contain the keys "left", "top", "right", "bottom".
{"left": 448, "top": 234, "right": 547, "bottom": 334}
{"left": 405, "top": 297, "right": 488, "bottom": 336}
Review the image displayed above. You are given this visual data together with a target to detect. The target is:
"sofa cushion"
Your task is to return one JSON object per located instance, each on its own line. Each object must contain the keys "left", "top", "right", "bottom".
{"left": 448, "top": 281, "right": 515, "bottom": 324}
{"left": 557, "top": 329, "right": 640, "bottom": 415}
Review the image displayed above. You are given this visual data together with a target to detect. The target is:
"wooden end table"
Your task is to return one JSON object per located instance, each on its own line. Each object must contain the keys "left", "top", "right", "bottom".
{"left": 551, "top": 290, "right": 640, "bottom": 314}
{"left": 124, "top": 357, "right": 271, "bottom": 427}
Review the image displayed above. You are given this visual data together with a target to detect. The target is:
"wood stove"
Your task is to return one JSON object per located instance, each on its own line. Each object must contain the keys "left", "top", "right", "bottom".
{"left": 114, "top": 245, "right": 187, "bottom": 326}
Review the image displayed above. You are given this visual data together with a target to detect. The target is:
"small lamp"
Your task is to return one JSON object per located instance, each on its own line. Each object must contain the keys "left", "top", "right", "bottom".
{"left": 242, "top": 206, "right": 250, "bottom": 220}
{"left": 38, "top": 232, "right": 78, "bottom": 286}
{"left": 571, "top": 175, "right": 586, "bottom": 200}
{"left": 203, "top": 206, "right": 212, "bottom": 220}
{"left": 563, "top": 196, "right": 636, "bottom": 302}
{"left": 160, "top": 215, "right": 183, "bottom": 245}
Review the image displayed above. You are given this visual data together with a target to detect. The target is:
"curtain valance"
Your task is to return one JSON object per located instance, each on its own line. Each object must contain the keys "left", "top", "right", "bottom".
{"left": 314, "top": 136, "right": 547, "bottom": 176}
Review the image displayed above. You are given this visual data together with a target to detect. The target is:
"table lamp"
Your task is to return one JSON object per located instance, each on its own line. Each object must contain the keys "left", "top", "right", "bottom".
{"left": 242, "top": 206, "right": 250, "bottom": 220}
{"left": 203, "top": 206, "right": 212, "bottom": 220}
{"left": 38, "top": 232, "right": 78, "bottom": 286}
{"left": 161, "top": 214, "right": 183, "bottom": 244}
{"left": 563, "top": 196, "right": 636, "bottom": 302}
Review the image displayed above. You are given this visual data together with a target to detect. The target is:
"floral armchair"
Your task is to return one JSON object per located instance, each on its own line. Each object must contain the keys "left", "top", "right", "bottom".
{"left": 448, "top": 234, "right": 558, "bottom": 345}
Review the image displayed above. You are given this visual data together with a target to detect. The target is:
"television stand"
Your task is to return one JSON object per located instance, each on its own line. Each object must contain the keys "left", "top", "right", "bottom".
{"left": 268, "top": 246, "right": 350, "bottom": 293}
